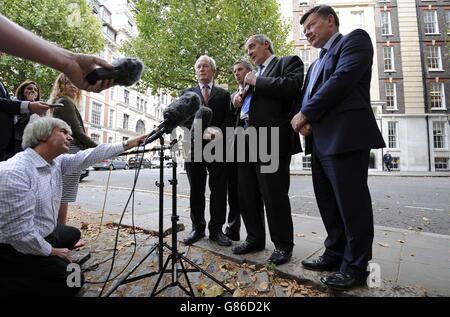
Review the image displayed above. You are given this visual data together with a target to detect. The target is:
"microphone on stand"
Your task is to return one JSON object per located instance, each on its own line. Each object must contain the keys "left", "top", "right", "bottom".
{"left": 141, "top": 92, "right": 201, "bottom": 146}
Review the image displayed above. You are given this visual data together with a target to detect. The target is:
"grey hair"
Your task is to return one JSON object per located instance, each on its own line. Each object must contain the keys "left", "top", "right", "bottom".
{"left": 195, "top": 55, "right": 217, "bottom": 72}
{"left": 233, "top": 59, "right": 252, "bottom": 71}
{"left": 246, "top": 34, "right": 274, "bottom": 54}
{"left": 22, "top": 117, "right": 72, "bottom": 149}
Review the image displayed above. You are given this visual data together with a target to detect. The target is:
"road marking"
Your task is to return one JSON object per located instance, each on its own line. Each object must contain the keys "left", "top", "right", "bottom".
{"left": 404, "top": 206, "right": 444, "bottom": 211}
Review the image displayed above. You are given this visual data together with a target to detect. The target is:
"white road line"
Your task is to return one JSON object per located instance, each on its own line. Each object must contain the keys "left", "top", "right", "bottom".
{"left": 404, "top": 205, "right": 445, "bottom": 211}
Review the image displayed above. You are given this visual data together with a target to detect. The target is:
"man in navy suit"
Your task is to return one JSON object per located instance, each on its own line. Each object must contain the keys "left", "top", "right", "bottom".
{"left": 181, "top": 55, "right": 233, "bottom": 247}
{"left": 0, "top": 80, "right": 48, "bottom": 161}
{"left": 291, "top": 5, "right": 385, "bottom": 290}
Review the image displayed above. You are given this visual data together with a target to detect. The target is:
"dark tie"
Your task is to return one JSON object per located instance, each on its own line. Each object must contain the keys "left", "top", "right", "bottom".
{"left": 202, "top": 84, "right": 209, "bottom": 106}
{"left": 301, "top": 48, "right": 328, "bottom": 109}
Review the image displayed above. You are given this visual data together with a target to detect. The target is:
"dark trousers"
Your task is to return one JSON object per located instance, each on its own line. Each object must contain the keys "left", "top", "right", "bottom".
{"left": 312, "top": 147, "right": 373, "bottom": 274}
{"left": 237, "top": 155, "right": 294, "bottom": 252}
{"left": 226, "top": 162, "right": 241, "bottom": 235}
{"left": 185, "top": 161, "right": 227, "bottom": 234}
{"left": 0, "top": 224, "right": 82, "bottom": 296}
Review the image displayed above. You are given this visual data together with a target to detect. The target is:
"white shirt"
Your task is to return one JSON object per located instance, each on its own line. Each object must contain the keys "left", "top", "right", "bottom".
{"left": 0, "top": 143, "right": 124, "bottom": 256}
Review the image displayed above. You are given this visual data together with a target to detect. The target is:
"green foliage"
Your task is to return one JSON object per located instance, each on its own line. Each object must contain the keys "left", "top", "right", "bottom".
{"left": 0, "top": 0, "right": 104, "bottom": 98}
{"left": 129, "top": 0, "right": 293, "bottom": 94}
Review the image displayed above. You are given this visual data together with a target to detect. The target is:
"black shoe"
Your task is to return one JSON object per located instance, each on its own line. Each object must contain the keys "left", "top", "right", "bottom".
{"left": 209, "top": 232, "right": 232, "bottom": 246}
{"left": 183, "top": 230, "right": 205, "bottom": 245}
{"left": 232, "top": 241, "right": 265, "bottom": 255}
{"left": 301, "top": 256, "right": 341, "bottom": 272}
{"left": 320, "top": 271, "right": 368, "bottom": 290}
{"left": 268, "top": 249, "right": 292, "bottom": 265}
{"left": 225, "top": 230, "right": 240, "bottom": 241}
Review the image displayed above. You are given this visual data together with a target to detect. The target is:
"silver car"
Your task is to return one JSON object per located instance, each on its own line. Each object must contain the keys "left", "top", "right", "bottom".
{"left": 93, "top": 157, "right": 129, "bottom": 170}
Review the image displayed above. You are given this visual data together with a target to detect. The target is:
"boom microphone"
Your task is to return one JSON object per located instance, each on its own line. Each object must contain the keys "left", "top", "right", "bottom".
{"left": 141, "top": 92, "right": 201, "bottom": 145}
{"left": 190, "top": 106, "right": 213, "bottom": 132}
{"left": 85, "top": 57, "right": 144, "bottom": 86}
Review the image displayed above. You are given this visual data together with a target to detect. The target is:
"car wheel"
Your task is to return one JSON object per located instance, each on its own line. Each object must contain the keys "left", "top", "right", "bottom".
{"left": 94, "top": 168, "right": 99, "bottom": 171}
{"left": 124, "top": 164, "right": 129, "bottom": 170}
{"left": 109, "top": 164, "right": 114, "bottom": 170}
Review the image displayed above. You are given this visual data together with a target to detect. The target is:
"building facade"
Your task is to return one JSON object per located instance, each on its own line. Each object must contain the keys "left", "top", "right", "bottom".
{"left": 280, "top": 0, "right": 449, "bottom": 171}
{"left": 82, "top": 0, "right": 172, "bottom": 158}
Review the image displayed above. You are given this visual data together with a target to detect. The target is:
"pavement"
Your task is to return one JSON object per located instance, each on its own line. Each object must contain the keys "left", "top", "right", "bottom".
{"left": 290, "top": 169, "right": 450, "bottom": 177}
{"left": 77, "top": 185, "right": 450, "bottom": 297}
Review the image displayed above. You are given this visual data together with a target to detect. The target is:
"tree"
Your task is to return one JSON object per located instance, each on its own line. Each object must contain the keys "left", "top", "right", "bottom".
{"left": 129, "top": 0, "right": 293, "bottom": 94}
{"left": 0, "top": 0, "right": 105, "bottom": 98}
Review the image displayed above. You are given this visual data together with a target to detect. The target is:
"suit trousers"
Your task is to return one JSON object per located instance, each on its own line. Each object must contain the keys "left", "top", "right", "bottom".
{"left": 185, "top": 161, "right": 227, "bottom": 234}
{"left": 237, "top": 148, "right": 293, "bottom": 252}
{"left": 311, "top": 146, "right": 373, "bottom": 274}
{"left": 226, "top": 161, "right": 241, "bottom": 234}
{"left": 0, "top": 224, "right": 82, "bottom": 296}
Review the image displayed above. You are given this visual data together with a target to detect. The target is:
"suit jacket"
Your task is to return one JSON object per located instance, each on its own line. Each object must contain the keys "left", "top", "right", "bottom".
{"left": 249, "top": 55, "right": 303, "bottom": 156}
{"left": 182, "top": 85, "right": 231, "bottom": 133}
{"left": 0, "top": 81, "right": 22, "bottom": 153}
{"left": 301, "top": 29, "right": 385, "bottom": 155}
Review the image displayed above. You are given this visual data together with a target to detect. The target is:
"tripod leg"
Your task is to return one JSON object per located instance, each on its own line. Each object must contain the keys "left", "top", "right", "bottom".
{"left": 151, "top": 253, "right": 173, "bottom": 297}
{"left": 177, "top": 255, "right": 196, "bottom": 296}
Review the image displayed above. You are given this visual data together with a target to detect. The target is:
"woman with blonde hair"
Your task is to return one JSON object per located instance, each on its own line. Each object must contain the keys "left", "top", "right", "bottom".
{"left": 48, "top": 73, "right": 97, "bottom": 226}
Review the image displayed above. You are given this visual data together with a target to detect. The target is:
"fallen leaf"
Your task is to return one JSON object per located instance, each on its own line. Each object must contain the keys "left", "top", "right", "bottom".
{"left": 311, "top": 232, "right": 317, "bottom": 234}
{"left": 197, "top": 281, "right": 207, "bottom": 292}
{"left": 296, "top": 233, "right": 305, "bottom": 238}
{"left": 203, "top": 285, "right": 224, "bottom": 297}
{"left": 397, "top": 240, "right": 405, "bottom": 244}
{"left": 280, "top": 281, "right": 289, "bottom": 287}
{"left": 377, "top": 242, "right": 390, "bottom": 248}
{"left": 232, "top": 289, "right": 245, "bottom": 297}
{"left": 410, "top": 253, "right": 415, "bottom": 257}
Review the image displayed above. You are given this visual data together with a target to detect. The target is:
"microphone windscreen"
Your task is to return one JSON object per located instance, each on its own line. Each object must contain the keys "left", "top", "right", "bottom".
{"left": 85, "top": 57, "right": 144, "bottom": 86}
{"left": 189, "top": 106, "right": 212, "bottom": 132}
{"left": 163, "top": 92, "right": 201, "bottom": 132}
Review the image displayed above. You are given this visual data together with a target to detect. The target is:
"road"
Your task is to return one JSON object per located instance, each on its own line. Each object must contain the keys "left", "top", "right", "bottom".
{"left": 79, "top": 168, "right": 450, "bottom": 235}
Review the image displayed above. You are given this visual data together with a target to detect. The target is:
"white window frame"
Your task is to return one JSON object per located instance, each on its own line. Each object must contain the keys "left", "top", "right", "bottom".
{"left": 299, "top": 0, "right": 309, "bottom": 6}
{"left": 302, "top": 155, "right": 312, "bottom": 169}
{"left": 446, "top": 11, "right": 450, "bottom": 34}
{"left": 432, "top": 121, "right": 447, "bottom": 149}
{"left": 424, "top": 10, "right": 439, "bottom": 34}
{"left": 383, "top": 46, "right": 395, "bottom": 72}
{"left": 387, "top": 121, "right": 399, "bottom": 149}
{"left": 123, "top": 114, "right": 129, "bottom": 130}
{"left": 381, "top": 11, "right": 392, "bottom": 35}
{"left": 299, "top": 48, "right": 311, "bottom": 72}
{"left": 434, "top": 157, "right": 449, "bottom": 171}
{"left": 91, "top": 101, "right": 102, "bottom": 126}
{"left": 430, "top": 83, "right": 446, "bottom": 110}
{"left": 385, "top": 83, "right": 398, "bottom": 110}
{"left": 109, "top": 109, "right": 114, "bottom": 128}
{"left": 427, "top": 46, "right": 443, "bottom": 71}
{"left": 90, "top": 133, "right": 100, "bottom": 143}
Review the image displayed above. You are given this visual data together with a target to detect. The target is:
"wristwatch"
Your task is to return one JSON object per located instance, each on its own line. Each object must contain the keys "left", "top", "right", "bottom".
{"left": 122, "top": 140, "right": 129, "bottom": 150}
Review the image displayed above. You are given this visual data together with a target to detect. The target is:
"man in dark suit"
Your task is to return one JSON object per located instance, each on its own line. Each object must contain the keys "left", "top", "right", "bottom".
{"left": 291, "top": 5, "right": 386, "bottom": 290}
{"left": 0, "top": 80, "right": 48, "bottom": 161}
{"left": 182, "top": 55, "right": 232, "bottom": 246}
{"left": 232, "top": 35, "right": 303, "bottom": 265}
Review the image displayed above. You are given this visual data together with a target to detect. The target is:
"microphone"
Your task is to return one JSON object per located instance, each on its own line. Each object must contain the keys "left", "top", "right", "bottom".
{"left": 141, "top": 92, "right": 201, "bottom": 145}
{"left": 190, "top": 106, "right": 213, "bottom": 133}
{"left": 85, "top": 57, "right": 144, "bottom": 86}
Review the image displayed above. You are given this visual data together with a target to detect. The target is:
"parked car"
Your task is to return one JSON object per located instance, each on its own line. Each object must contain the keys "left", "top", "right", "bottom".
{"left": 128, "top": 157, "right": 153, "bottom": 169}
{"left": 79, "top": 169, "right": 89, "bottom": 181}
{"left": 92, "top": 157, "right": 129, "bottom": 170}
{"left": 150, "top": 156, "right": 174, "bottom": 168}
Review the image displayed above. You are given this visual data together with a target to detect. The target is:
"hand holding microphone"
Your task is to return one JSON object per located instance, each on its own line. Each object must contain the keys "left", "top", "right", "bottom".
{"left": 85, "top": 57, "right": 144, "bottom": 87}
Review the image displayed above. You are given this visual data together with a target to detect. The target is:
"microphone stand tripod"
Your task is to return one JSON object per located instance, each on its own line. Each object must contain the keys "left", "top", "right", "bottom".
{"left": 105, "top": 137, "right": 232, "bottom": 297}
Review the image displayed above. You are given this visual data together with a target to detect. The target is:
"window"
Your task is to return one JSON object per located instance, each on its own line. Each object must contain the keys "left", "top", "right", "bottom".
{"left": 387, "top": 121, "right": 398, "bottom": 148}
{"left": 433, "top": 121, "right": 446, "bottom": 149}
{"left": 90, "top": 133, "right": 100, "bottom": 143}
{"left": 110, "top": 87, "right": 115, "bottom": 100}
{"left": 140, "top": 99, "right": 144, "bottom": 112}
{"left": 144, "top": 101, "right": 148, "bottom": 113}
{"left": 391, "top": 157, "right": 400, "bottom": 170}
{"left": 299, "top": 0, "right": 309, "bottom": 6}
{"left": 383, "top": 46, "right": 395, "bottom": 72}
{"left": 385, "top": 83, "right": 397, "bottom": 110}
{"left": 299, "top": 48, "right": 311, "bottom": 72}
{"left": 123, "top": 114, "right": 129, "bottom": 130}
{"left": 351, "top": 11, "right": 364, "bottom": 30}
{"left": 427, "top": 46, "right": 442, "bottom": 71}
{"left": 302, "top": 156, "right": 311, "bottom": 169}
{"left": 136, "top": 96, "right": 140, "bottom": 109}
{"left": 430, "top": 83, "right": 446, "bottom": 109}
{"left": 435, "top": 157, "right": 449, "bottom": 171}
{"left": 122, "top": 137, "right": 129, "bottom": 143}
{"left": 136, "top": 120, "right": 145, "bottom": 134}
{"left": 91, "top": 102, "right": 102, "bottom": 126}
{"left": 108, "top": 136, "right": 113, "bottom": 144}
{"left": 103, "top": 25, "right": 116, "bottom": 40}
{"left": 124, "top": 89, "right": 130, "bottom": 105}
{"left": 109, "top": 109, "right": 114, "bottom": 128}
{"left": 381, "top": 11, "right": 392, "bottom": 35}
{"left": 379, "top": 0, "right": 390, "bottom": 2}
{"left": 101, "top": 8, "right": 112, "bottom": 24}
{"left": 424, "top": 11, "right": 439, "bottom": 34}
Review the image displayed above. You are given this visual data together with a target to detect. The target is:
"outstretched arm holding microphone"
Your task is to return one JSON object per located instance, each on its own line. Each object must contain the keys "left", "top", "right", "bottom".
{"left": 0, "top": 14, "right": 113, "bottom": 92}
